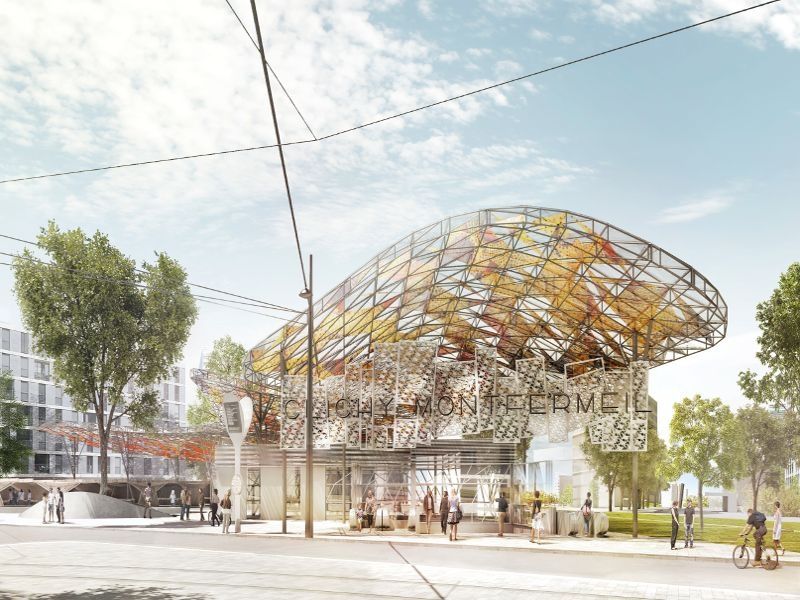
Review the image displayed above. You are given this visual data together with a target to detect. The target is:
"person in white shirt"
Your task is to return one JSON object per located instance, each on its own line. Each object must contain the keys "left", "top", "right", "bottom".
{"left": 773, "top": 500, "right": 785, "bottom": 556}
{"left": 47, "top": 489, "right": 56, "bottom": 523}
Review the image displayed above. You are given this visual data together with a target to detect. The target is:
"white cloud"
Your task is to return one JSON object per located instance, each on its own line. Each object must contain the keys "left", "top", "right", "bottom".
{"left": 588, "top": 0, "right": 800, "bottom": 50}
{"left": 484, "top": 0, "right": 546, "bottom": 16}
{"left": 417, "top": 0, "right": 434, "bottom": 19}
{"left": 438, "top": 50, "right": 459, "bottom": 63}
{"left": 530, "top": 28, "right": 552, "bottom": 41}
{"left": 656, "top": 197, "right": 732, "bottom": 224}
{"left": 466, "top": 47, "right": 493, "bottom": 57}
{"left": 558, "top": 34, "right": 576, "bottom": 44}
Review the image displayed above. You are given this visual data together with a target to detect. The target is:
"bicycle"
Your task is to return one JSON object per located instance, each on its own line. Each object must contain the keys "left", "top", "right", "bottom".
{"left": 732, "top": 535, "right": 778, "bottom": 570}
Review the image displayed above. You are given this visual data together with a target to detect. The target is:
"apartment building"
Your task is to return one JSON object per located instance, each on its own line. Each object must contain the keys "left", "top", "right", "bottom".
{"left": 0, "top": 322, "right": 187, "bottom": 480}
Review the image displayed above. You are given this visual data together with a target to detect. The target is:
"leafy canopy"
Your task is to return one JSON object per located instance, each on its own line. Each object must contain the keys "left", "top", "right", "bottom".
{"left": 739, "top": 263, "right": 800, "bottom": 413}
{"left": 188, "top": 336, "right": 246, "bottom": 429}
{"left": 12, "top": 222, "right": 196, "bottom": 489}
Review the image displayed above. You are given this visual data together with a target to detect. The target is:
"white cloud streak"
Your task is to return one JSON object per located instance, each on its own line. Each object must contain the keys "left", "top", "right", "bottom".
{"left": 656, "top": 197, "right": 732, "bottom": 223}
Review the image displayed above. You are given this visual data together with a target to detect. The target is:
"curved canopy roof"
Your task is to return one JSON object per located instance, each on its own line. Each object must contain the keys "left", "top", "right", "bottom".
{"left": 248, "top": 207, "right": 727, "bottom": 380}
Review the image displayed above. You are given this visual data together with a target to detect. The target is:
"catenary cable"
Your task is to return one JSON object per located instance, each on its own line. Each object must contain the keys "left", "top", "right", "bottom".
{"left": 0, "top": 0, "right": 782, "bottom": 185}
{"left": 223, "top": 0, "right": 317, "bottom": 140}
{"left": 249, "top": 0, "right": 308, "bottom": 290}
{"left": 0, "top": 232, "right": 300, "bottom": 313}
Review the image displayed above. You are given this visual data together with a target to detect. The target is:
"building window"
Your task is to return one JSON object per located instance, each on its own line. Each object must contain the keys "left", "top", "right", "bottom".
{"left": 34, "top": 454, "right": 50, "bottom": 474}
{"left": 34, "top": 360, "right": 50, "bottom": 381}
{"left": 38, "top": 383, "right": 46, "bottom": 404}
{"left": 23, "top": 406, "right": 32, "bottom": 426}
{"left": 38, "top": 431, "right": 47, "bottom": 451}
{"left": 55, "top": 387, "right": 62, "bottom": 405}
{"left": 20, "top": 332, "right": 29, "bottom": 354}
{"left": 55, "top": 409, "right": 62, "bottom": 422}
{"left": 86, "top": 456, "right": 93, "bottom": 474}
{"left": 0, "top": 328, "right": 9, "bottom": 351}
{"left": 54, "top": 455, "right": 63, "bottom": 474}
{"left": 162, "top": 383, "right": 169, "bottom": 401}
{"left": 38, "top": 406, "right": 46, "bottom": 424}
{"left": 20, "top": 381, "right": 28, "bottom": 402}
{"left": 143, "top": 458, "right": 152, "bottom": 475}
{"left": 114, "top": 457, "right": 121, "bottom": 475}
{"left": 20, "top": 357, "right": 29, "bottom": 377}
{"left": 0, "top": 353, "right": 9, "bottom": 372}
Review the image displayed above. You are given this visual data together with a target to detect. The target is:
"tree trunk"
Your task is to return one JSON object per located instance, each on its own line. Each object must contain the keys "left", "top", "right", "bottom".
{"left": 608, "top": 485, "right": 614, "bottom": 512}
{"left": 698, "top": 480, "right": 704, "bottom": 535}
{"left": 752, "top": 473, "right": 759, "bottom": 512}
{"left": 98, "top": 427, "right": 109, "bottom": 495}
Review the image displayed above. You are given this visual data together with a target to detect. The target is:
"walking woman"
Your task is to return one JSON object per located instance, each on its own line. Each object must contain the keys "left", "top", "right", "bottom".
{"left": 364, "top": 489, "right": 377, "bottom": 534}
{"left": 220, "top": 490, "right": 233, "bottom": 534}
{"left": 47, "top": 489, "right": 56, "bottom": 523}
{"left": 447, "top": 490, "right": 461, "bottom": 541}
{"left": 773, "top": 500, "right": 785, "bottom": 556}
{"left": 530, "top": 490, "right": 543, "bottom": 544}
{"left": 439, "top": 490, "right": 449, "bottom": 535}
{"left": 41, "top": 491, "right": 49, "bottom": 524}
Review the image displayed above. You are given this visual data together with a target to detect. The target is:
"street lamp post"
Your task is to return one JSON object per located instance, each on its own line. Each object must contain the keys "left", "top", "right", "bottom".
{"left": 222, "top": 392, "right": 253, "bottom": 534}
{"left": 299, "top": 254, "right": 314, "bottom": 539}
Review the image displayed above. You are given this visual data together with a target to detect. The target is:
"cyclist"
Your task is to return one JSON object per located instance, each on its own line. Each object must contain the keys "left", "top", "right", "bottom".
{"left": 740, "top": 508, "right": 768, "bottom": 567}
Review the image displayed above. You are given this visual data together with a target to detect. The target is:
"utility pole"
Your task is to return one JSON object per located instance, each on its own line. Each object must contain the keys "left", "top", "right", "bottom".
{"left": 631, "top": 331, "right": 639, "bottom": 539}
{"left": 300, "top": 255, "right": 314, "bottom": 538}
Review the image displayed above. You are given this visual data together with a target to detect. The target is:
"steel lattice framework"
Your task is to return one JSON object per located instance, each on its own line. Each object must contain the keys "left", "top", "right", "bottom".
{"left": 248, "top": 207, "right": 727, "bottom": 381}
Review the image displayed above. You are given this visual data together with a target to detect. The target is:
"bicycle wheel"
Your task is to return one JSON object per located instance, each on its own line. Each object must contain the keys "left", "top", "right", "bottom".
{"left": 732, "top": 544, "right": 749, "bottom": 569}
{"left": 762, "top": 546, "right": 779, "bottom": 570}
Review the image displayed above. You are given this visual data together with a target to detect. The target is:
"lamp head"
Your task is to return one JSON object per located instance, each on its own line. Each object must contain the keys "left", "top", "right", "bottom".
{"left": 299, "top": 288, "right": 312, "bottom": 300}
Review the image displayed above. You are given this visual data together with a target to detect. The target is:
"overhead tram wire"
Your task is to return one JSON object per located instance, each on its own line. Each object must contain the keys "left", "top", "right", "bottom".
{"left": 223, "top": 0, "right": 317, "bottom": 141}
{"left": 249, "top": 0, "right": 308, "bottom": 291}
{"left": 0, "top": 259, "right": 297, "bottom": 322}
{"left": 0, "top": 0, "right": 782, "bottom": 185}
{"left": 0, "top": 232, "right": 300, "bottom": 314}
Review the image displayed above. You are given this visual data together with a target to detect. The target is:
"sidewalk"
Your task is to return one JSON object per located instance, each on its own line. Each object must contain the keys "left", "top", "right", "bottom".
{"left": 2, "top": 512, "right": 797, "bottom": 567}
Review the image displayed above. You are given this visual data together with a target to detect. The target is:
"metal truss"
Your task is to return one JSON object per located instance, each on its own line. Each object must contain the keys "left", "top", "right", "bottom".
{"left": 248, "top": 207, "right": 727, "bottom": 381}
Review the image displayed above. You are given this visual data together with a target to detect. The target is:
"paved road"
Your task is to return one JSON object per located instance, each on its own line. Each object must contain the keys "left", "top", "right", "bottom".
{"left": 1, "top": 525, "right": 798, "bottom": 599}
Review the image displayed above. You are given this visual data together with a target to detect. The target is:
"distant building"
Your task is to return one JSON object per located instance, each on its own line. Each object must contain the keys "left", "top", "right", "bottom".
{"left": 0, "top": 322, "right": 186, "bottom": 480}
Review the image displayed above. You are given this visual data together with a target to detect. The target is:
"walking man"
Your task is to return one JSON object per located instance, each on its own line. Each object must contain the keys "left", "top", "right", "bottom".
{"left": 669, "top": 500, "right": 680, "bottom": 550}
{"left": 439, "top": 490, "right": 449, "bottom": 535}
{"left": 197, "top": 487, "right": 206, "bottom": 522}
{"left": 57, "top": 487, "right": 65, "bottom": 524}
{"left": 143, "top": 482, "right": 153, "bottom": 519}
{"left": 180, "top": 487, "right": 190, "bottom": 521}
{"left": 210, "top": 488, "right": 220, "bottom": 526}
{"left": 683, "top": 500, "right": 695, "bottom": 548}
{"left": 422, "top": 488, "right": 434, "bottom": 534}
{"left": 496, "top": 491, "right": 509, "bottom": 537}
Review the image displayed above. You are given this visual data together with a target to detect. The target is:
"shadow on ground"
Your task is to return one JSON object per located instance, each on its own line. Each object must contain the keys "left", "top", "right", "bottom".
{"left": 0, "top": 586, "right": 206, "bottom": 599}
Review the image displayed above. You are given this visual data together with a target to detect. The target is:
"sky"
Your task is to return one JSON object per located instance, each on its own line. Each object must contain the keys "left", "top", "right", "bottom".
{"left": 1, "top": 0, "right": 799, "bottom": 441}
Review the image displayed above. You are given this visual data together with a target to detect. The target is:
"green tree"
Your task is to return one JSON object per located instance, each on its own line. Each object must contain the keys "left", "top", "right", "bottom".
{"left": 0, "top": 371, "right": 30, "bottom": 477}
{"left": 581, "top": 432, "right": 629, "bottom": 512}
{"left": 666, "top": 395, "right": 739, "bottom": 533}
{"left": 12, "top": 222, "right": 197, "bottom": 493}
{"left": 739, "top": 263, "right": 800, "bottom": 414}
{"left": 191, "top": 336, "right": 276, "bottom": 443}
{"left": 582, "top": 424, "right": 669, "bottom": 512}
{"left": 732, "top": 405, "right": 794, "bottom": 511}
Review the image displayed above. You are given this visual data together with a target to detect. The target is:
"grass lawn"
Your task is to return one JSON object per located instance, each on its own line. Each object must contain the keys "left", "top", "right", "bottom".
{"left": 607, "top": 511, "right": 799, "bottom": 553}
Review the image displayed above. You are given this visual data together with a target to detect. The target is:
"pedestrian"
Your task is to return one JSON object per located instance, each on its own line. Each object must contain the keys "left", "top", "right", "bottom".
{"left": 47, "top": 489, "right": 55, "bottom": 523}
{"left": 210, "top": 488, "right": 220, "bottom": 526}
{"left": 24, "top": 489, "right": 30, "bottom": 505}
{"left": 496, "top": 491, "right": 509, "bottom": 537}
{"left": 581, "top": 492, "right": 593, "bottom": 536}
{"left": 741, "top": 508, "right": 768, "bottom": 567}
{"left": 669, "top": 500, "right": 680, "bottom": 550}
{"left": 530, "top": 490, "right": 543, "bottom": 544}
{"left": 683, "top": 500, "right": 695, "bottom": 548}
{"left": 57, "top": 487, "right": 65, "bottom": 523}
{"left": 143, "top": 482, "right": 153, "bottom": 519}
{"left": 447, "top": 490, "right": 461, "bottom": 541}
{"left": 180, "top": 488, "right": 190, "bottom": 521}
{"left": 169, "top": 489, "right": 177, "bottom": 506}
{"left": 422, "top": 488, "right": 434, "bottom": 534}
{"left": 41, "top": 491, "right": 49, "bottom": 524}
{"left": 220, "top": 490, "right": 232, "bottom": 534}
{"left": 439, "top": 490, "right": 449, "bottom": 535}
{"left": 197, "top": 487, "right": 206, "bottom": 521}
{"left": 772, "top": 500, "right": 785, "bottom": 556}
{"left": 364, "top": 489, "right": 377, "bottom": 534}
